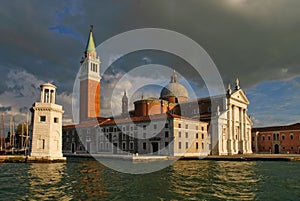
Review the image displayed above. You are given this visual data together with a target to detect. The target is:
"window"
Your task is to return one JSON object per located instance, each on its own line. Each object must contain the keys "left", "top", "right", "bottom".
{"left": 178, "top": 124, "right": 181, "bottom": 128}
{"left": 196, "top": 142, "right": 199, "bottom": 149}
{"left": 42, "top": 139, "right": 45, "bottom": 149}
{"left": 130, "top": 142, "right": 134, "bottom": 150}
{"left": 54, "top": 117, "right": 59, "bottom": 123}
{"left": 40, "top": 116, "right": 46, "bottom": 122}
{"left": 165, "top": 123, "right": 169, "bottom": 128}
{"left": 143, "top": 125, "right": 146, "bottom": 130}
{"left": 185, "top": 132, "right": 188, "bottom": 138}
{"left": 179, "top": 132, "right": 181, "bottom": 138}
{"left": 165, "top": 142, "right": 169, "bottom": 147}
{"left": 143, "top": 133, "right": 146, "bottom": 139}
{"left": 143, "top": 142, "right": 146, "bottom": 149}
{"left": 196, "top": 133, "right": 199, "bottom": 139}
{"left": 291, "top": 146, "right": 294, "bottom": 150}
{"left": 262, "top": 136, "right": 265, "bottom": 141}
{"left": 122, "top": 142, "right": 126, "bottom": 150}
{"left": 202, "top": 134, "right": 204, "bottom": 140}
{"left": 268, "top": 136, "right": 271, "bottom": 141}
{"left": 282, "top": 147, "right": 285, "bottom": 150}
{"left": 186, "top": 142, "right": 189, "bottom": 149}
{"left": 154, "top": 124, "right": 157, "bottom": 129}
{"left": 290, "top": 134, "right": 294, "bottom": 140}
{"left": 202, "top": 127, "right": 204, "bottom": 131}
{"left": 165, "top": 131, "right": 169, "bottom": 138}
{"left": 185, "top": 124, "right": 188, "bottom": 129}
{"left": 122, "top": 134, "right": 126, "bottom": 140}
{"left": 282, "top": 135, "right": 285, "bottom": 140}
{"left": 179, "top": 142, "right": 182, "bottom": 149}
{"left": 202, "top": 143, "right": 204, "bottom": 149}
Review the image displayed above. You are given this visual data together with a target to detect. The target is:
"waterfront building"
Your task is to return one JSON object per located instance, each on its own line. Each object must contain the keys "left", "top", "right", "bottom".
{"left": 62, "top": 26, "right": 252, "bottom": 156}
{"left": 252, "top": 123, "right": 300, "bottom": 154}
{"left": 30, "top": 83, "right": 65, "bottom": 160}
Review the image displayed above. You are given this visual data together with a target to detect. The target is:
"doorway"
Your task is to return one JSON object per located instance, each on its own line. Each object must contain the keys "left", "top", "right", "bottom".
{"left": 71, "top": 143, "right": 75, "bottom": 153}
{"left": 151, "top": 142, "right": 159, "bottom": 155}
{"left": 113, "top": 143, "right": 118, "bottom": 154}
{"left": 274, "top": 144, "right": 279, "bottom": 154}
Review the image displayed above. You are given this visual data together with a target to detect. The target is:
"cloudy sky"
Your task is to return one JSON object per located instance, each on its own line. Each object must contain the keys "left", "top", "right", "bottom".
{"left": 0, "top": 0, "right": 300, "bottom": 132}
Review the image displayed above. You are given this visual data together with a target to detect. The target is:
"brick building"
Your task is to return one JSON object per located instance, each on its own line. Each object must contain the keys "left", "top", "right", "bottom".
{"left": 252, "top": 123, "right": 300, "bottom": 154}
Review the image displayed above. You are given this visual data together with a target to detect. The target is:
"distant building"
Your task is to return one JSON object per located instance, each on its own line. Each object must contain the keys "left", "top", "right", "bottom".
{"left": 252, "top": 123, "right": 300, "bottom": 154}
{"left": 62, "top": 26, "right": 253, "bottom": 156}
{"left": 30, "top": 83, "right": 65, "bottom": 160}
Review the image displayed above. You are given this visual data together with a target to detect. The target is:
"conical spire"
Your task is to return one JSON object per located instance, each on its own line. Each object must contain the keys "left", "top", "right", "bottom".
{"left": 85, "top": 25, "right": 96, "bottom": 56}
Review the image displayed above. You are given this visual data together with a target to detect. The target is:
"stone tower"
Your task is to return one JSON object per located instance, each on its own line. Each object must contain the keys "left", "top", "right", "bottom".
{"left": 79, "top": 25, "right": 101, "bottom": 122}
{"left": 30, "top": 83, "right": 65, "bottom": 160}
{"left": 122, "top": 90, "right": 128, "bottom": 116}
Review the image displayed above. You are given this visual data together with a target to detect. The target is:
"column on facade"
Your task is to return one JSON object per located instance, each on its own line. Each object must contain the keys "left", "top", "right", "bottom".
{"left": 227, "top": 104, "right": 232, "bottom": 154}
{"left": 232, "top": 105, "right": 236, "bottom": 153}
{"left": 240, "top": 108, "right": 245, "bottom": 152}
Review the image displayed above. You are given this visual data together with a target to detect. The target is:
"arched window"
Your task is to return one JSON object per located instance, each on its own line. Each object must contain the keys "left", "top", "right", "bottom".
{"left": 290, "top": 134, "right": 294, "bottom": 140}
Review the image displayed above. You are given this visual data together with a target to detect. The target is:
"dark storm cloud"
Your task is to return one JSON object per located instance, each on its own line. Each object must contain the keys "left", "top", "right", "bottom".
{"left": 1, "top": 0, "right": 300, "bottom": 93}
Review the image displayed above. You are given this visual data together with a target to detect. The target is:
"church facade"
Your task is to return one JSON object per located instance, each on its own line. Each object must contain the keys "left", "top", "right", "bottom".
{"left": 62, "top": 26, "right": 252, "bottom": 156}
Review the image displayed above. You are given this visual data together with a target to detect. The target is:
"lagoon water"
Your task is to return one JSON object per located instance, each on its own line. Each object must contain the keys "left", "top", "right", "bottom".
{"left": 0, "top": 158, "right": 299, "bottom": 200}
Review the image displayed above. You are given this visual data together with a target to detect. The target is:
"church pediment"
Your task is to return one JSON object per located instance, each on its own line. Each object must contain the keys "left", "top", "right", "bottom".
{"left": 230, "top": 89, "right": 250, "bottom": 105}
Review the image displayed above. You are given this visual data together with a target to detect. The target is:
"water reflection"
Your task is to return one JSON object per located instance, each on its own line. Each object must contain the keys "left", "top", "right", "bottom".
{"left": 66, "top": 159, "right": 108, "bottom": 200}
{"left": 25, "top": 163, "right": 70, "bottom": 200}
{"left": 170, "top": 161, "right": 259, "bottom": 200}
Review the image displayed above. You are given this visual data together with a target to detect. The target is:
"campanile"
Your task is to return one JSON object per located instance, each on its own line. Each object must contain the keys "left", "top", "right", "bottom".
{"left": 79, "top": 25, "right": 101, "bottom": 122}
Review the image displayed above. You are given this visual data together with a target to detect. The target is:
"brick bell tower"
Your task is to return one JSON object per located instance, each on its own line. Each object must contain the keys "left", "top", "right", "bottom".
{"left": 79, "top": 25, "right": 101, "bottom": 122}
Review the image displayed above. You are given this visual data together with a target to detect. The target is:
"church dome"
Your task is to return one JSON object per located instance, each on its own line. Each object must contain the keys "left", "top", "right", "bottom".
{"left": 160, "top": 71, "right": 189, "bottom": 102}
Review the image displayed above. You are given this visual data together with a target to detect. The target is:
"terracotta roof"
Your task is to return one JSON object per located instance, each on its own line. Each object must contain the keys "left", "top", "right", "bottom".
{"left": 252, "top": 123, "right": 300, "bottom": 132}
{"left": 62, "top": 113, "right": 206, "bottom": 129}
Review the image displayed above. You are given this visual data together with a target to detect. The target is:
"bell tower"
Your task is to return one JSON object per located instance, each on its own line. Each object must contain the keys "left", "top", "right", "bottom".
{"left": 79, "top": 25, "right": 101, "bottom": 122}
{"left": 122, "top": 90, "right": 128, "bottom": 116}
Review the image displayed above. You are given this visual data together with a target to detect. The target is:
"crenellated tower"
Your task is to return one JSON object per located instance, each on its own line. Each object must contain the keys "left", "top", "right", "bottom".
{"left": 79, "top": 25, "right": 101, "bottom": 122}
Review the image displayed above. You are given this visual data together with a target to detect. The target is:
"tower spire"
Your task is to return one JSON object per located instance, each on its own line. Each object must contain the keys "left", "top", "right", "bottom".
{"left": 85, "top": 25, "right": 96, "bottom": 57}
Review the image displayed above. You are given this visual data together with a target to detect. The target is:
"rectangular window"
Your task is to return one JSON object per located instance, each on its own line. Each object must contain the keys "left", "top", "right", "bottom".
{"left": 54, "top": 117, "right": 59, "bottom": 123}
{"left": 202, "top": 127, "right": 204, "bottom": 131}
{"left": 268, "top": 136, "right": 271, "bottom": 141}
{"left": 143, "top": 142, "right": 146, "bottom": 150}
{"left": 185, "top": 124, "right": 188, "bottom": 129}
{"left": 165, "top": 123, "right": 169, "bottom": 128}
{"left": 178, "top": 124, "right": 181, "bottom": 128}
{"left": 179, "top": 132, "right": 181, "bottom": 138}
{"left": 165, "top": 142, "right": 169, "bottom": 147}
{"left": 130, "top": 142, "right": 134, "bottom": 150}
{"left": 165, "top": 131, "right": 169, "bottom": 138}
{"left": 186, "top": 142, "right": 189, "bottom": 149}
{"left": 178, "top": 142, "right": 182, "bottom": 149}
{"left": 202, "top": 133, "right": 204, "bottom": 139}
{"left": 122, "top": 142, "right": 126, "bottom": 150}
{"left": 196, "top": 133, "right": 199, "bottom": 139}
{"left": 42, "top": 139, "right": 45, "bottom": 149}
{"left": 40, "top": 116, "right": 46, "bottom": 122}
{"left": 143, "top": 125, "right": 146, "bottom": 130}
{"left": 185, "top": 132, "right": 188, "bottom": 138}
{"left": 196, "top": 142, "right": 199, "bottom": 149}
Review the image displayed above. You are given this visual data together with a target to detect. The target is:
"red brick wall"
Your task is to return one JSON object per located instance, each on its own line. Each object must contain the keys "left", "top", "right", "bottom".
{"left": 80, "top": 79, "right": 100, "bottom": 122}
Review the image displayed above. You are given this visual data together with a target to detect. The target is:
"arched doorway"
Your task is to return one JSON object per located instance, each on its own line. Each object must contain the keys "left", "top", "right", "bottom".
{"left": 274, "top": 144, "right": 279, "bottom": 154}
